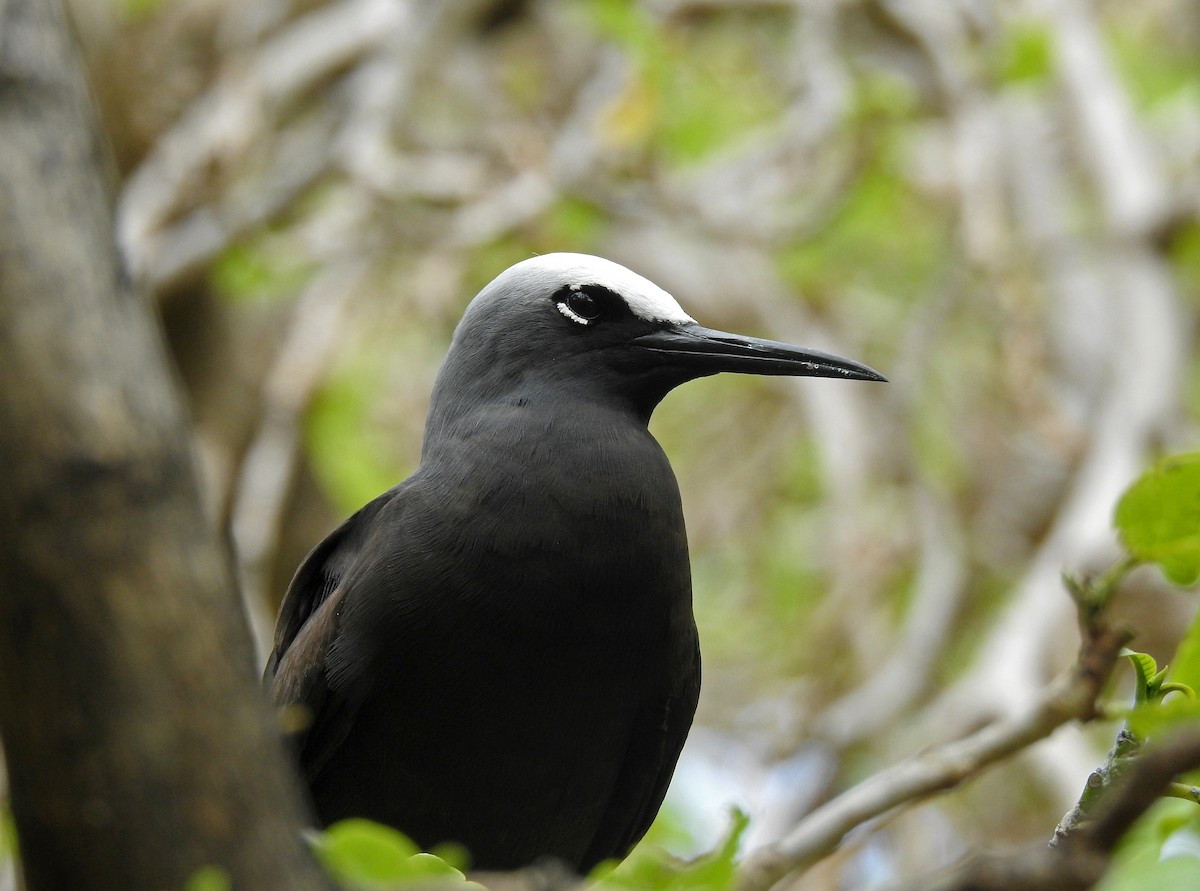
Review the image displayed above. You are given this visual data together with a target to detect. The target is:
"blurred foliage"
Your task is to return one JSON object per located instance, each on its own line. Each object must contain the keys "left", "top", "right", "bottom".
{"left": 1072, "top": 454, "right": 1200, "bottom": 886}
{"left": 314, "top": 819, "right": 475, "bottom": 889}
{"left": 212, "top": 236, "right": 314, "bottom": 307}
{"left": 995, "top": 20, "right": 1055, "bottom": 86}
{"left": 183, "top": 866, "right": 233, "bottom": 891}
{"left": 53, "top": 0, "right": 1200, "bottom": 885}
{"left": 1106, "top": 25, "right": 1200, "bottom": 114}
{"left": 599, "top": 808, "right": 748, "bottom": 891}
{"left": 116, "top": 0, "right": 165, "bottom": 22}
{"left": 1128, "top": 595, "right": 1200, "bottom": 741}
{"left": 307, "top": 345, "right": 418, "bottom": 515}
{"left": 1116, "top": 452, "right": 1200, "bottom": 586}
{"left": 774, "top": 121, "right": 950, "bottom": 308}
{"left": 0, "top": 809, "right": 13, "bottom": 887}
{"left": 1170, "top": 223, "right": 1200, "bottom": 299}
{"left": 586, "top": 0, "right": 787, "bottom": 162}
{"left": 1172, "top": 604, "right": 1200, "bottom": 703}
{"left": 1097, "top": 800, "right": 1200, "bottom": 891}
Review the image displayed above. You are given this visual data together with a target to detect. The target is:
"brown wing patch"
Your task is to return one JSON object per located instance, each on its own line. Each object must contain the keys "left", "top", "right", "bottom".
{"left": 269, "top": 584, "right": 347, "bottom": 707}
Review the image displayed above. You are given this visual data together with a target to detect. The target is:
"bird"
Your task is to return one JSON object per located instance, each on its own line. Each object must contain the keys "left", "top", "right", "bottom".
{"left": 265, "top": 253, "right": 885, "bottom": 873}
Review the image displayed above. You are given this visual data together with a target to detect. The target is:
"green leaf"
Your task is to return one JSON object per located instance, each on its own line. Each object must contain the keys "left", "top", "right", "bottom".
{"left": 1098, "top": 844, "right": 1200, "bottom": 891}
{"left": 1128, "top": 694, "right": 1200, "bottom": 740}
{"left": 1171, "top": 604, "right": 1200, "bottom": 691}
{"left": 1115, "top": 453, "right": 1200, "bottom": 586}
{"left": 1124, "top": 649, "right": 1160, "bottom": 705}
{"left": 598, "top": 807, "right": 750, "bottom": 891}
{"left": 427, "top": 843, "right": 471, "bottom": 874}
{"left": 404, "top": 853, "right": 464, "bottom": 878}
{"left": 316, "top": 819, "right": 420, "bottom": 885}
{"left": 686, "top": 807, "right": 750, "bottom": 891}
{"left": 184, "top": 867, "right": 231, "bottom": 891}
{"left": 1122, "top": 649, "right": 1197, "bottom": 720}
{"left": 314, "top": 820, "right": 475, "bottom": 888}
{"left": 1096, "top": 800, "right": 1200, "bottom": 891}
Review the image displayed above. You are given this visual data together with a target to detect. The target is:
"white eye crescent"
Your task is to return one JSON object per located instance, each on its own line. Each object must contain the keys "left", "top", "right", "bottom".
{"left": 557, "top": 289, "right": 604, "bottom": 326}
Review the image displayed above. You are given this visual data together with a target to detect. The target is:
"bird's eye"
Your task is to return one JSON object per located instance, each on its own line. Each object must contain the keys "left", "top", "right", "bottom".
{"left": 568, "top": 290, "right": 601, "bottom": 321}
{"left": 556, "top": 287, "right": 606, "bottom": 326}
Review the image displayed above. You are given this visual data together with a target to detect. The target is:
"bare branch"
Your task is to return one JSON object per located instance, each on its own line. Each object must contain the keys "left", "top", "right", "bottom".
{"left": 1051, "top": 728, "right": 1141, "bottom": 844}
{"left": 734, "top": 614, "right": 1127, "bottom": 891}
{"left": 902, "top": 730, "right": 1200, "bottom": 891}
{"left": 1040, "top": 0, "right": 1170, "bottom": 236}
{"left": 117, "top": 0, "right": 408, "bottom": 288}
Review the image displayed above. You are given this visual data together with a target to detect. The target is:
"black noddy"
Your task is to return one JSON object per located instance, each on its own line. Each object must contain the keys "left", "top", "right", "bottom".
{"left": 265, "top": 253, "right": 884, "bottom": 872}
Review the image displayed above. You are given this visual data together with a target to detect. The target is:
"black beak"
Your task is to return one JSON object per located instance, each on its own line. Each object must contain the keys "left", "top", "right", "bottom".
{"left": 633, "top": 323, "right": 887, "bottom": 382}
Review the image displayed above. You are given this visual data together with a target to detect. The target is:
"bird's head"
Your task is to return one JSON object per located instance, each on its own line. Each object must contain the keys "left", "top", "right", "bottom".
{"left": 430, "top": 253, "right": 885, "bottom": 427}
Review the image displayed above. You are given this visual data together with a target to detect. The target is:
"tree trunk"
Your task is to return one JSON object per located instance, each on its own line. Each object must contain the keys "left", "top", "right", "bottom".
{"left": 0, "top": 1, "right": 331, "bottom": 888}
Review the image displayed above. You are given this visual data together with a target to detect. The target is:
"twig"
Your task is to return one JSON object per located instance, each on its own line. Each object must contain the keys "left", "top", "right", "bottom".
{"left": 915, "top": 76, "right": 1183, "bottom": 802}
{"left": 891, "top": 730, "right": 1200, "bottom": 891}
{"left": 1050, "top": 727, "right": 1141, "bottom": 844}
{"left": 1165, "top": 782, "right": 1200, "bottom": 805}
{"left": 1078, "top": 731, "right": 1200, "bottom": 852}
{"left": 131, "top": 113, "right": 338, "bottom": 292}
{"left": 734, "top": 609, "right": 1127, "bottom": 891}
{"left": 117, "top": 0, "right": 408, "bottom": 289}
{"left": 1054, "top": 555, "right": 1192, "bottom": 846}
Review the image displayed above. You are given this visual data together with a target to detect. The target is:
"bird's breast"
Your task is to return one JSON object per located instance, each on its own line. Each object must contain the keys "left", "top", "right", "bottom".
{"left": 416, "top": 404, "right": 693, "bottom": 638}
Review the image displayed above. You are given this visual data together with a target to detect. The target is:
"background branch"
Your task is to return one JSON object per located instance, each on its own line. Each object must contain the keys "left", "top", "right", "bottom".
{"left": 735, "top": 608, "right": 1127, "bottom": 891}
{"left": 902, "top": 731, "right": 1200, "bottom": 891}
{"left": 4, "top": 0, "right": 1197, "bottom": 885}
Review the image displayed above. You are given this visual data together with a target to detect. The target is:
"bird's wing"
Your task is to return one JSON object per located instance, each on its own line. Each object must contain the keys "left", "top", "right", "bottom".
{"left": 264, "top": 491, "right": 394, "bottom": 778}
{"left": 265, "top": 491, "right": 393, "bottom": 673}
{"left": 582, "top": 635, "right": 702, "bottom": 870}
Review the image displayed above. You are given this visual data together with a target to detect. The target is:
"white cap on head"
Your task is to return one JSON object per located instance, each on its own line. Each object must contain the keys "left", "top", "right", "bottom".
{"left": 501, "top": 253, "right": 695, "bottom": 325}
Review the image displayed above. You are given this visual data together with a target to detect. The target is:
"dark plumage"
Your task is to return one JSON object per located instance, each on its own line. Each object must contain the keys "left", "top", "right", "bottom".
{"left": 265, "top": 254, "right": 884, "bottom": 872}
